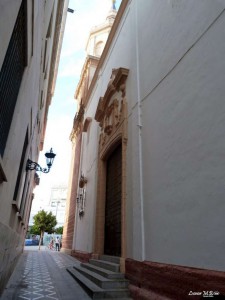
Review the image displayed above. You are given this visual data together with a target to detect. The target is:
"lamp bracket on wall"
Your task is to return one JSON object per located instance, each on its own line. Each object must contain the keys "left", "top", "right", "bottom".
{"left": 26, "top": 148, "right": 56, "bottom": 174}
{"left": 77, "top": 173, "right": 87, "bottom": 218}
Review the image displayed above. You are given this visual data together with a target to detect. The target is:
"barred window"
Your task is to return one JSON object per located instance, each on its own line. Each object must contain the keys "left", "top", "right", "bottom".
{"left": 13, "top": 129, "right": 28, "bottom": 201}
{"left": 0, "top": 0, "right": 27, "bottom": 156}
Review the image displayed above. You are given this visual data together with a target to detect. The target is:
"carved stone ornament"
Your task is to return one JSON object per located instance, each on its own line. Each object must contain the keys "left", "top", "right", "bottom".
{"left": 94, "top": 68, "right": 129, "bottom": 152}
{"left": 83, "top": 117, "right": 92, "bottom": 132}
{"left": 70, "top": 104, "right": 85, "bottom": 140}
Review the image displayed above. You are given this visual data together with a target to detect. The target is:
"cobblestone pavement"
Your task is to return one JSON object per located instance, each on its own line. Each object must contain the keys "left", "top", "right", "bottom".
{"left": 1, "top": 247, "right": 91, "bottom": 300}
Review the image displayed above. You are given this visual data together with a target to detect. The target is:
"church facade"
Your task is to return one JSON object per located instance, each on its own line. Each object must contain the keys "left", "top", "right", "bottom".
{"left": 63, "top": 0, "right": 225, "bottom": 298}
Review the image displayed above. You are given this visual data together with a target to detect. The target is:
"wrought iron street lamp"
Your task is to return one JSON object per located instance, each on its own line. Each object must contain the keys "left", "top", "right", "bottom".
{"left": 26, "top": 148, "right": 56, "bottom": 173}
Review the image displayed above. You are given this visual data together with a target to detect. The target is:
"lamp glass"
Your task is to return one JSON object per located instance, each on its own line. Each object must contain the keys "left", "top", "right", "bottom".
{"left": 45, "top": 148, "right": 56, "bottom": 168}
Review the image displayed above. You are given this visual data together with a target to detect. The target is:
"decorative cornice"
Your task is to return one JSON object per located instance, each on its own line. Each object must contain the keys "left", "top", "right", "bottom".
{"left": 83, "top": 117, "right": 92, "bottom": 132}
{"left": 95, "top": 97, "right": 104, "bottom": 123}
{"left": 70, "top": 105, "right": 85, "bottom": 140}
{"left": 75, "top": 55, "right": 99, "bottom": 100}
{"left": 95, "top": 67, "right": 129, "bottom": 123}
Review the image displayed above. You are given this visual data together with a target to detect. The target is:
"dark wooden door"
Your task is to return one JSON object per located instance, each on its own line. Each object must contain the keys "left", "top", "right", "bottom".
{"left": 104, "top": 144, "right": 122, "bottom": 256}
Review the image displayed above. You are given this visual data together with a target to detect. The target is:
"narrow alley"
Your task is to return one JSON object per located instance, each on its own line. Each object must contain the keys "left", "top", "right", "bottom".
{"left": 1, "top": 247, "right": 91, "bottom": 300}
{"left": 2, "top": 1, "right": 225, "bottom": 299}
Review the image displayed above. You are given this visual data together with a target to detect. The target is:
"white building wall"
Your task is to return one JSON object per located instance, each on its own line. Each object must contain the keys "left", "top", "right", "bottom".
{"left": 0, "top": 0, "right": 56, "bottom": 225}
{"left": 75, "top": 0, "right": 225, "bottom": 272}
{"left": 0, "top": 0, "right": 68, "bottom": 293}
{"left": 133, "top": 0, "right": 225, "bottom": 270}
{"left": 140, "top": 2, "right": 225, "bottom": 271}
{"left": 74, "top": 124, "right": 99, "bottom": 252}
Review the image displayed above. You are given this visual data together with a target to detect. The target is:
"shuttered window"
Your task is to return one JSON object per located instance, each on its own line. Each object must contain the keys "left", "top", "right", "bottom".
{"left": 0, "top": 0, "right": 27, "bottom": 156}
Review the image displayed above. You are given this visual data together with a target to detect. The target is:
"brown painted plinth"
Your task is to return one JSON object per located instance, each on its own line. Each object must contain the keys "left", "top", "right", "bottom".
{"left": 60, "top": 248, "right": 72, "bottom": 255}
{"left": 71, "top": 250, "right": 92, "bottom": 263}
{"left": 125, "top": 259, "right": 225, "bottom": 300}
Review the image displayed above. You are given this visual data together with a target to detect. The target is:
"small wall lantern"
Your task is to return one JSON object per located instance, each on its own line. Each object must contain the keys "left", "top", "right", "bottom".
{"left": 26, "top": 148, "right": 56, "bottom": 173}
{"left": 79, "top": 174, "right": 87, "bottom": 188}
{"left": 77, "top": 173, "right": 87, "bottom": 218}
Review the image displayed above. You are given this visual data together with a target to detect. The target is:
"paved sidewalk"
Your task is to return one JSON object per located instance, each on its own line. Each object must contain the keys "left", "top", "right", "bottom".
{"left": 1, "top": 247, "right": 91, "bottom": 300}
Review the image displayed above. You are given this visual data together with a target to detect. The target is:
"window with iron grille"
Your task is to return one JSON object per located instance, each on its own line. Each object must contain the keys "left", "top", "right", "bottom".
{"left": 0, "top": 0, "right": 27, "bottom": 157}
{"left": 13, "top": 128, "right": 28, "bottom": 201}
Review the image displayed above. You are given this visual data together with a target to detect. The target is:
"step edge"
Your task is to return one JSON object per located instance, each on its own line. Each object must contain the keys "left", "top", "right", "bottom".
{"left": 67, "top": 267, "right": 103, "bottom": 293}
{"left": 99, "top": 255, "right": 121, "bottom": 263}
{"left": 74, "top": 265, "right": 129, "bottom": 286}
{"left": 68, "top": 267, "right": 130, "bottom": 293}
{"left": 90, "top": 259, "right": 120, "bottom": 267}
{"left": 81, "top": 263, "right": 124, "bottom": 278}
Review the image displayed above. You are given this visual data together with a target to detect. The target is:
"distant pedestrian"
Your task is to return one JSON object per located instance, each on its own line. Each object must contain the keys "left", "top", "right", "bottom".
{"left": 49, "top": 238, "right": 54, "bottom": 250}
{"left": 55, "top": 236, "right": 60, "bottom": 251}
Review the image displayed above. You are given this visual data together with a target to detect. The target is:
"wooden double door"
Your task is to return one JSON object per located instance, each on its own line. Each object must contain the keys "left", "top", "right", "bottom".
{"left": 104, "top": 144, "right": 122, "bottom": 257}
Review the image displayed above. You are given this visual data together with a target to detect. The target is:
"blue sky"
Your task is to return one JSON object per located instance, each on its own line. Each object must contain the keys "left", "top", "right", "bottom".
{"left": 32, "top": 0, "right": 122, "bottom": 210}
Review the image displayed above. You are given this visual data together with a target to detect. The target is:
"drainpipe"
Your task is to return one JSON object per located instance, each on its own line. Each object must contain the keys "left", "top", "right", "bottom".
{"left": 135, "top": 0, "right": 145, "bottom": 261}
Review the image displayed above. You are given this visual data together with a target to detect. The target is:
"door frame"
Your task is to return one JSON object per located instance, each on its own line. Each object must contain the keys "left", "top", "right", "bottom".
{"left": 93, "top": 68, "right": 129, "bottom": 272}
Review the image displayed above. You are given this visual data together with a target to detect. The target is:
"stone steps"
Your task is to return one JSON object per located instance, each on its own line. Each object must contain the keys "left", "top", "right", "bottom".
{"left": 99, "top": 255, "right": 120, "bottom": 264}
{"left": 67, "top": 256, "right": 132, "bottom": 299}
{"left": 81, "top": 262, "right": 124, "bottom": 279}
{"left": 89, "top": 259, "right": 120, "bottom": 272}
{"left": 74, "top": 264, "right": 129, "bottom": 289}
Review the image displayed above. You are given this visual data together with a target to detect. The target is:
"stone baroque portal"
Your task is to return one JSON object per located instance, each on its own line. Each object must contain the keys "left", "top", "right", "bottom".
{"left": 94, "top": 67, "right": 129, "bottom": 271}
{"left": 95, "top": 67, "right": 129, "bottom": 157}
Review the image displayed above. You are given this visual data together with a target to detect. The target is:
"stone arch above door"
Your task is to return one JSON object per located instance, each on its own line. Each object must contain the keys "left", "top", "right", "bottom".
{"left": 95, "top": 67, "right": 129, "bottom": 157}
{"left": 94, "top": 68, "right": 129, "bottom": 270}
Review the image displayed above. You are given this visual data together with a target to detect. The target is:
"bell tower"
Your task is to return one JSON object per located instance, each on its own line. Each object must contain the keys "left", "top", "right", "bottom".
{"left": 86, "top": 0, "right": 117, "bottom": 58}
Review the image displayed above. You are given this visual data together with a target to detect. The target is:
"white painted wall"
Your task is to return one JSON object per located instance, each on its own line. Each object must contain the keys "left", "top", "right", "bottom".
{"left": 74, "top": 0, "right": 225, "bottom": 271}
{"left": 0, "top": 0, "right": 56, "bottom": 225}
{"left": 74, "top": 120, "right": 100, "bottom": 252}
{"left": 140, "top": 1, "right": 225, "bottom": 271}
{"left": 0, "top": 0, "right": 68, "bottom": 291}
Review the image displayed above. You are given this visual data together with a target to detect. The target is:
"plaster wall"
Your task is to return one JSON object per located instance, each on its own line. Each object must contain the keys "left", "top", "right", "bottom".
{"left": 73, "top": 0, "right": 225, "bottom": 271}
{"left": 141, "top": 10, "right": 225, "bottom": 271}
{"left": 133, "top": 0, "right": 225, "bottom": 269}
{"left": 0, "top": 0, "right": 67, "bottom": 293}
{"left": 0, "top": 0, "right": 57, "bottom": 225}
{"left": 74, "top": 118, "right": 100, "bottom": 252}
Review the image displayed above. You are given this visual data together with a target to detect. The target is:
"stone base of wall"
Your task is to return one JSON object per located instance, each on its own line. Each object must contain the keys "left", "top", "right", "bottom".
{"left": 0, "top": 222, "right": 23, "bottom": 296}
{"left": 60, "top": 247, "right": 72, "bottom": 255}
{"left": 71, "top": 250, "right": 92, "bottom": 263}
{"left": 125, "top": 259, "right": 225, "bottom": 300}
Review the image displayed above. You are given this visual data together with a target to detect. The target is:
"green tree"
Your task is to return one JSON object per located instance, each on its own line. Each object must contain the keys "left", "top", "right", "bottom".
{"left": 55, "top": 226, "right": 63, "bottom": 234}
{"left": 29, "top": 225, "right": 40, "bottom": 235}
{"left": 33, "top": 210, "right": 57, "bottom": 250}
